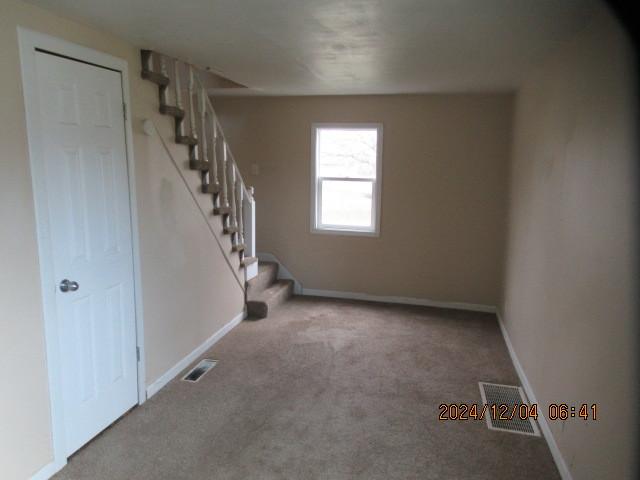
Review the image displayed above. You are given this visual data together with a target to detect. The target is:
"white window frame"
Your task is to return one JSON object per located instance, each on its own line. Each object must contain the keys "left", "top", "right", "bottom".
{"left": 310, "top": 123, "right": 383, "bottom": 237}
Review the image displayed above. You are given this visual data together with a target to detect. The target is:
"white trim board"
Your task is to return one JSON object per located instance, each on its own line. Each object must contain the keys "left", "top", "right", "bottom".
{"left": 496, "top": 311, "right": 572, "bottom": 480}
{"left": 31, "top": 462, "right": 62, "bottom": 480}
{"left": 301, "top": 288, "right": 497, "bottom": 313}
{"left": 146, "top": 309, "right": 246, "bottom": 399}
{"left": 310, "top": 123, "right": 384, "bottom": 238}
{"left": 18, "top": 27, "right": 146, "bottom": 480}
{"left": 256, "top": 252, "right": 495, "bottom": 314}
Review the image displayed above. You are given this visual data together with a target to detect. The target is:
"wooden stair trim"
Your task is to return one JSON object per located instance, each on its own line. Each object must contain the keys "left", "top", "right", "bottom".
{"left": 141, "top": 69, "right": 170, "bottom": 87}
{"left": 176, "top": 135, "right": 198, "bottom": 146}
{"left": 213, "top": 206, "right": 231, "bottom": 216}
{"left": 202, "top": 183, "right": 220, "bottom": 194}
{"left": 189, "top": 160, "right": 209, "bottom": 171}
{"left": 159, "top": 104, "right": 185, "bottom": 118}
{"left": 140, "top": 50, "right": 262, "bottom": 299}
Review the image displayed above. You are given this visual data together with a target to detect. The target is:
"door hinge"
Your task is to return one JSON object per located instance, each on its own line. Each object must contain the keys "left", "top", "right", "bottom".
{"left": 123, "top": 103, "right": 127, "bottom": 121}
{"left": 136, "top": 346, "right": 140, "bottom": 362}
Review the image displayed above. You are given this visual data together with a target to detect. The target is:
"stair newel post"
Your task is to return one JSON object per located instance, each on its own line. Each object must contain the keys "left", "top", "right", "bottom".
{"left": 243, "top": 186, "right": 257, "bottom": 278}
{"left": 236, "top": 176, "right": 244, "bottom": 247}
{"left": 159, "top": 56, "right": 169, "bottom": 105}
{"left": 221, "top": 141, "right": 230, "bottom": 209}
{"left": 228, "top": 161, "right": 238, "bottom": 231}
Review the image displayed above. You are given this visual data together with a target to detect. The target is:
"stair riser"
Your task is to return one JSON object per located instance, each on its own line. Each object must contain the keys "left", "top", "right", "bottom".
{"left": 142, "top": 69, "right": 170, "bottom": 86}
{"left": 160, "top": 105, "right": 185, "bottom": 119}
{"left": 189, "top": 161, "right": 211, "bottom": 172}
{"left": 247, "top": 282, "right": 293, "bottom": 319}
{"left": 247, "top": 263, "right": 278, "bottom": 296}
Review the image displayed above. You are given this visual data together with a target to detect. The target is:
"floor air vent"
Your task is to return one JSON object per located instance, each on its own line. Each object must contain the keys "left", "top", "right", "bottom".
{"left": 182, "top": 359, "right": 218, "bottom": 383}
{"left": 478, "top": 382, "right": 540, "bottom": 437}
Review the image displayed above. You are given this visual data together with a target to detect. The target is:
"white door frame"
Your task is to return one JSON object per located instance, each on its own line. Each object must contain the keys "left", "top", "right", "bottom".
{"left": 17, "top": 28, "right": 146, "bottom": 477}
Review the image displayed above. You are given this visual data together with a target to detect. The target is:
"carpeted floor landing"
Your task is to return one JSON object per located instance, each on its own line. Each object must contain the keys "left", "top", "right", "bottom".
{"left": 54, "top": 296, "right": 560, "bottom": 480}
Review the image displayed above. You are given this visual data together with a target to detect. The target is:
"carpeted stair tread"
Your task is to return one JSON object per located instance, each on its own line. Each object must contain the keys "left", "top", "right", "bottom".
{"left": 247, "top": 261, "right": 278, "bottom": 296}
{"left": 139, "top": 50, "right": 296, "bottom": 319}
{"left": 247, "top": 279, "right": 293, "bottom": 319}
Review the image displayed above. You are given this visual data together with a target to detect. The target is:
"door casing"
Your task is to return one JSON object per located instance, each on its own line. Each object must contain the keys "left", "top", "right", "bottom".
{"left": 18, "top": 27, "right": 146, "bottom": 478}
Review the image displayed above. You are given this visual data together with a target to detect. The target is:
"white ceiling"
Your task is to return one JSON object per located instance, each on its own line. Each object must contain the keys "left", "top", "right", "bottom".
{"left": 28, "top": 0, "right": 601, "bottom": 95}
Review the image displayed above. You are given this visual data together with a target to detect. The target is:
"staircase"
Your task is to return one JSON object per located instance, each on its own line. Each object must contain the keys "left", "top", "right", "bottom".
{"left": 246, "top": 262, "right": 294, "bottom": 319}
{"left": 140, "top": 50, "right": 290, "bottom": 318}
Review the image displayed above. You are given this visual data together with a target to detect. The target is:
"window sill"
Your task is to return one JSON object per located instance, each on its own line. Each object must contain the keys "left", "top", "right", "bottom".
{"left": 311, "top": 226, "right": 380, "bottom": 238}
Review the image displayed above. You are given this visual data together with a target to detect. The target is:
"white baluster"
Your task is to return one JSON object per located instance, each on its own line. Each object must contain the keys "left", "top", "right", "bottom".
{"left": 210, "top": 121, "right": 219, "bottom": 187}
{"left": 174, "top": 61, "right": 183, "bottom": 109}
{"left": 221, "top": 141, "right": 229, "bottom": 208}
{"left": 174, "top": 60, "right": 184, "bottom": 137}
{"left": 200, "top": 88, "right": 208, "bottom": 164}
{"left": 188, "top": 66, "right": 197, "bottom": 141}
{"left": 187, "top": 67, "right": 199, "bottom": 161}
{"left": 159, "top": 56, "right": 168, "bottom": 105}
{"left": 235, "top": 175, "right": 244, "bottom": 245}
{"left": 228, "top": 162, "right": 238, "bottom": 230}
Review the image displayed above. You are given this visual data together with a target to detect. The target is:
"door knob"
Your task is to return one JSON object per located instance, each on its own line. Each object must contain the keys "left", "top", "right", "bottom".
{"left": 59, "top": 279, "right": 79, "bottom": 292}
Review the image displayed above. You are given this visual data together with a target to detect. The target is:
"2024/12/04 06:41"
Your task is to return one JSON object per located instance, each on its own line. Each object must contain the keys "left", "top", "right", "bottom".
{"left": 438, "top": 403, "right": 597, "bottom": 421}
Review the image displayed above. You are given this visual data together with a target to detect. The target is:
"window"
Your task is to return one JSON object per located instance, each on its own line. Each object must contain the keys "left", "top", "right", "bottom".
{"left": 311, "top": 123, "right": 382, "bottom": 236}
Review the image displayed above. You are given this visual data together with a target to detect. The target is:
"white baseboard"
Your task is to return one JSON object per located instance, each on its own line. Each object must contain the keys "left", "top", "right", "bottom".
{"left": 31, "top": 311, "right": 246, "bottom": 480}
{"left": 146, "top": 309, "right": 246, "bottom": 399}
{"left": 496, "top": 311, "right": 572, "bottom": 480}
{"left": 254, "top": 252, "right": 494, "bottom": 314}
{"left": 31, "top": 459, "right": 65, "bottom": 480}
{"left": 301, "top": 287, "right": 497, "bottom": 314}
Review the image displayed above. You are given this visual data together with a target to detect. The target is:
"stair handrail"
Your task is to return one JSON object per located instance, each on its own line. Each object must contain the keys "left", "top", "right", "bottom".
{"left": 141, "top": 49, "right": 257, "bottom": 274}
{"left": 154, "top": 52, "right": 253, "bottom": 203}
{"left": 195, "top": 81, "right": 253, "bottom": 202}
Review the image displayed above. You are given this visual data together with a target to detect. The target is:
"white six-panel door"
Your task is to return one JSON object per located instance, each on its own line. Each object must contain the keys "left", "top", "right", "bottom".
{"left": 34, "top": 51, "right": 138, "bottom": 456}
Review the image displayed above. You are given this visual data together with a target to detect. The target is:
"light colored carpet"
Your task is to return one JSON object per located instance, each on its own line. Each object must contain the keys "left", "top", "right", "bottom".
{"left": 54, "top": 296, "right": 560, "bottom": 479}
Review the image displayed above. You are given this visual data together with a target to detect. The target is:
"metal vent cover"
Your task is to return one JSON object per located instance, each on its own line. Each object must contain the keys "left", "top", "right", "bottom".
{"left": 182, "top": 359, "right": 218, "bottom": 383}
{"left": 479, "top": 382, "right": 540, "bottom": 437}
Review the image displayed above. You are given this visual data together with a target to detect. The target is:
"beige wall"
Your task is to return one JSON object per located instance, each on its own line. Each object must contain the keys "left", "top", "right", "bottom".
{"left": 0, "top": 0, "right": 244, "bottom": 478}
{"left": 136, "top": 103, "right": 246, "bottom": 385}
{"left": 2, "top": 1, "right": 636, "bottom": 479}
{"left": 501, "top": 8, "right": 638, "bottom": 480}
{"left": 214, "top": 94, "right": 513, "bottom": 307}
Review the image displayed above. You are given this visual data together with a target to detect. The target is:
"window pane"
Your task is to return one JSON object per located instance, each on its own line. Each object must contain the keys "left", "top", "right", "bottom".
{"left": 317, "top": 128, "right": 377, "bottom": 178}
{"left": 321, "top": 180, "right": 373, "bottom": 228}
